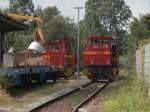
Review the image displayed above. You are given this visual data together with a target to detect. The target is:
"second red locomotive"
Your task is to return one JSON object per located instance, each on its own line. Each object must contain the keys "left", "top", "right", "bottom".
{"left": 81, "top": 36, "right": 119, "bottom": 81}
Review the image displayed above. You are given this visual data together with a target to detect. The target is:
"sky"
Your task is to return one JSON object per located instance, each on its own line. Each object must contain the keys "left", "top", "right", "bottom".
{"left": 0, "top": 0, "right": 149, "bottom": 21}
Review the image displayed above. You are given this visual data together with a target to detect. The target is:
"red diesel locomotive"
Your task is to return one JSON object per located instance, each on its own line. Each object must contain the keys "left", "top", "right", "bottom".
{"left": 81, "top": 36, "right": 119, "bottom": 81}
{"left": 3, "top": 39, "right": 76, "bottom": 85}
{"left": 43, "top": 39, "right": 76, "bottom": 78}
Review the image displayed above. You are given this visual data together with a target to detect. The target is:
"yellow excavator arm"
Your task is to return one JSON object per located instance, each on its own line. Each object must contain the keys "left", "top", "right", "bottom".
{"left": 7, "top": 13, "right": 45, "bottom": 44}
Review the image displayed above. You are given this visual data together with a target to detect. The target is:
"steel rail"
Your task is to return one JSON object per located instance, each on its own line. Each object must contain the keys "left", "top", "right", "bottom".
{"left": 29, "top": 81, "right": 92, "bottom": 112}
{"left": 72, "top": 82, "right": 110, "bottom": 112}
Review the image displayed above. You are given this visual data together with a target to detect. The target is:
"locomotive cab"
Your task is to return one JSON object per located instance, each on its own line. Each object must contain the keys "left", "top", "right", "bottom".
{"left": 44, "top": 39, "right": 76, "bottom": 67}
{"left": 82, "top": 36, "right": 119, "bottom": 81}
{"left": 43, "top": 39, "right": 76, "bottom": 79}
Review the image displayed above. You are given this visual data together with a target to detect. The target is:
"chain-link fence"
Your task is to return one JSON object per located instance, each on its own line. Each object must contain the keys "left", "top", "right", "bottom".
{"left": 136, "top": 43, "right": 150, "bottom": 97}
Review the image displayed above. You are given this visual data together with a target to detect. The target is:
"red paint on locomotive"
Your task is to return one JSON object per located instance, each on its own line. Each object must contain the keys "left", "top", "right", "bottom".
{"left": 8, "top": 39, "right": 75, "bottom": 69}
{"left": 43, "top": 39, "right": 76, "bottom": 67}
{"left": 82, "top": 36, "right": 119, "bottom": 81}
{"left": 83, "top": 36, "right": 119, "bottom": 66}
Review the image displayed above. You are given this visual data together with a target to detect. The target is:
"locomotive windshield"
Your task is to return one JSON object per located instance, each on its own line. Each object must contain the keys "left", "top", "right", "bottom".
{"left": 86, "top": 39, "right": 111, "bottom": 47}
{"left": 48, "top": 43, "right": 60, "bottom": 50}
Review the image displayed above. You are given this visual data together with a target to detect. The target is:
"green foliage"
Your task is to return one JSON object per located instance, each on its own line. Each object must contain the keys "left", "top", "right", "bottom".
{"left": 128, "top": 16, "right": 150, "bottom": 68}
{"left": 4, "top": 2, "right": 77, "bottom": 51}
{"left": 0, "top": 8, "right": 9, "bottom": 13}
{"left": 130, "top": 17, "right": 150, "bottom": 43}
{"left": 40, "top": 6, "right": 60, "bottom": 22}
{"left": 9, "top": 0, "right": 35, "bottom": 16}
{"left": 84, "top": 0, "right": 132, "bottom": 38}
{"left": 3, "top": 0, "right": 37, "bottom": 52}
{"left": 39, "top": 6, "right": 77, "bottom": 48}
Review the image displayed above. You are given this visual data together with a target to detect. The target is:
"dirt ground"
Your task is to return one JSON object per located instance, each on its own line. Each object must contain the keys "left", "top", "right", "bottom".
{"left": 0, "top": 77, "right": 89, "bottom": 108}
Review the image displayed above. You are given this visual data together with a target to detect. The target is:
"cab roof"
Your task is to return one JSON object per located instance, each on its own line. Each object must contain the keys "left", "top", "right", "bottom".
{"left": 89, "top": 36, "right": 113, "bottom": 40}
{"left": 0, "top": 13, "right": 28, "bottom": 32}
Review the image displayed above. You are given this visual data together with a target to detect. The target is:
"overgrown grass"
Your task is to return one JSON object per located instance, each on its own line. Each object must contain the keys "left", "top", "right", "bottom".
{"left": 104, "top": 72, "right": 150, "bottom": 112}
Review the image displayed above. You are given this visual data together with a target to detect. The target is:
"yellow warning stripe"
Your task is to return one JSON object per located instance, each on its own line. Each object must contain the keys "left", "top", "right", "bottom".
{"left": 83, "top": 51, "right": 111, "bottom": 55}
{"left": 104, "top": 51, "right": 111, "bottom": 55}
{"left": 64, "top": 67, "right": 75, "bottom": 76}
{"left": 64, "top": 55, "right": 74, "bottom": 58}
{"left": 83, "top": 51, "right": 97, "bottom": 55}
{"left": 80, "top": 68, "right": 93, "bottom": 77}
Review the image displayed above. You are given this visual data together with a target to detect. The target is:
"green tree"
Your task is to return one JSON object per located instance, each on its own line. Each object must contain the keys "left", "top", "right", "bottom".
{"left": 9, "top": 0, "right": 35, "bottom": 15}
{"left": 5, "top": 0, "right": 36, "bottom": 51}
{"left": 0, "top": 8, "right": 9, "bottom": 13}
{"left": 85, "top": 0, "right": 132, "bottom": 39}
{"left": 43, "top": 16, "right": 77, "bottom": 39}
{"left": 39, "top": 6, "right": 77, "bottom": 47}
{"left": 130, "top": 17, "right": 150, "bottom": 42}
{"left": 4, "top": 3, "right": 77, "bottom": 51}
{"left": 40, "top": 6, "right": 60, "bottom": 23}
{"left": 128, "top": 16, "right": 150, "bottom": 68}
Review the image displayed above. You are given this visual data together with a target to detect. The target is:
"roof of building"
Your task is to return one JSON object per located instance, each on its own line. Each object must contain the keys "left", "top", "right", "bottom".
{"left": 0, "top": 13, "right": 29, "bottom": 32}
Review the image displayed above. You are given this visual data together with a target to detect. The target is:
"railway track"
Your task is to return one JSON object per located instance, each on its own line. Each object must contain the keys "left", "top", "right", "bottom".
{"left": 72, "top": 81, "right": 109, "bottom": 112}
{"left": 30, "top": 80, "right": 109, "bottom": 112}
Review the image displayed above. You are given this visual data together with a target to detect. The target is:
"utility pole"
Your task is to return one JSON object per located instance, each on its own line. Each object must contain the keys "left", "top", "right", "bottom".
{"left": 74, "top": 7, "right": 83, "bottom": 81}
{"left": 0, "top": 31, "right": 4, "bottom": 67}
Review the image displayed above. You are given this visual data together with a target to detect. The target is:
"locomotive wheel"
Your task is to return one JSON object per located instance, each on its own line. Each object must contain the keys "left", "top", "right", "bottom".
{"left": 87, "top": 72, "right": 97, "bottom": 82}
{"left": 64, "top": 76, "right": 68, "bottom": 80}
